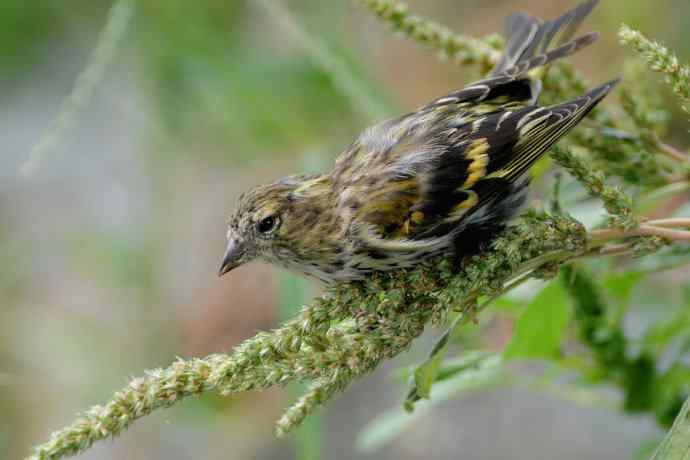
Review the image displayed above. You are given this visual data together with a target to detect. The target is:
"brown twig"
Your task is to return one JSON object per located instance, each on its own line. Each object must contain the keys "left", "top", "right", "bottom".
{"left": 589, "top": 224, "right": 690, "bottom": 243}
{"left": 654, "top": 134, "right": 690, "bottom": 163}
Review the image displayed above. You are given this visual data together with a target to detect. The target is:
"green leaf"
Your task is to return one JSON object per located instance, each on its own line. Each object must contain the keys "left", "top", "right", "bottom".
{"left": 357, "top": 354, "right": 505, "bottom": 453}
{"left": 504, "top": 281, "right": 571, "bottom": 360}
{"left": 392, "top": 351, "right": 490, "bottom": 384}
{"left": 644, "top": 309, "right": 690, "bottom": 351}
{"left": 643, "top": 280, "right": 690, "bottom": 352}
{"left": 632, "top": 439, "right": 662, "bottom": 460}
{"left": 651, "top": 395, "right": 690, "bottom": 460}
{"left": 434, "top": 351, "right": 494, "bottom": 382}
{"left": 411, "top": 344, "right": 446, "bottom": 401}
{"left": 604, "top": 271, "right": 644, "bottom": 303}
{"left": 406, "top": 309, "right": 474, "bottom": 409}
{"left": 491, "top": 297, "right": 526, "bottom": 313}
{"left": 603, "top": 271, "right": 645, "bottom": 323}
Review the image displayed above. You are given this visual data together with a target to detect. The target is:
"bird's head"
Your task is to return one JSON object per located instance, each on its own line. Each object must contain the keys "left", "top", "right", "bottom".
{"left": 218, "top": 174, "right": 330, "bottom": 277}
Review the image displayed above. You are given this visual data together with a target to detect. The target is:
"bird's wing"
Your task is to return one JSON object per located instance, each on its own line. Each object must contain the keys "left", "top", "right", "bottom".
{"left": 330, "top": 0, "right": 610, "bottom": 252}
{"left": 333, "top": 80, "right": 617, "bottom": 250}
{"left": 331, "top": 77, "right": 531, "bottom": 244}
{"left": 416, "top": 80, "right": 617, "bottom": 240}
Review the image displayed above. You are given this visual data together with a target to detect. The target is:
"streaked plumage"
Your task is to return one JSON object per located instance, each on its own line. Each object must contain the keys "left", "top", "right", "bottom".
{"left": 219, "top": 0, "right": 618, "bottom": 284}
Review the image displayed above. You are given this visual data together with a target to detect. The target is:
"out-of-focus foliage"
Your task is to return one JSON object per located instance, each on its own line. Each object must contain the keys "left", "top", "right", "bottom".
{"left": 0, "top": 1, "right": 110, "bottom": 70}
{"left": 503, "top": 281, "right": 571, "bottom": 360}
{"left": 135, "top": 0, "right": 383, "bottom": 165}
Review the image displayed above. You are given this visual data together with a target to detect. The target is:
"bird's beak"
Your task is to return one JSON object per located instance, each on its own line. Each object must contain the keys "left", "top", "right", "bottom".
{"left": 218, "top": 239, "right": 245, "bottom": 277}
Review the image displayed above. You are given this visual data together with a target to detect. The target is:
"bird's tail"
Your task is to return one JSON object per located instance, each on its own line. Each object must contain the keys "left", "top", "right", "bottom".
{"left": 491, "top": 0, "right": 599, "bottom": 77}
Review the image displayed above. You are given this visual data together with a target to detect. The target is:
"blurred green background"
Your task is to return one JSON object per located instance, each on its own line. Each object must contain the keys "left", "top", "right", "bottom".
{"left": 1, "top": 0, "right": 689, "bottom": 459}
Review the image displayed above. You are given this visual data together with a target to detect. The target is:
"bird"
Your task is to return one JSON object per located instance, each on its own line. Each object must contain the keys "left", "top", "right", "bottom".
{"left": 218, "top": 0, "right": 617, "bottom": 285}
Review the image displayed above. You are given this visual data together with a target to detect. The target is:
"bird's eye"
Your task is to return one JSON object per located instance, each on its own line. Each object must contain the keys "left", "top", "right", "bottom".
{"left": 257, "top": 215, "right": 278, "bottom": 234}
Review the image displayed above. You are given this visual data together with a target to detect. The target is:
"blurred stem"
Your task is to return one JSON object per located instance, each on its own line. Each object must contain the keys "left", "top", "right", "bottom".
{"left": 279, "top": 274, "right": 324, "bottom": 460}
{"left": 654, "top": 135, "right": 690, "bottom": 163}
{"left": 639, "top": 182, "right": 690, "bottom": 212}
{"left": 20, "top": 0, "right": 134, "bottom": 176}
{"left": 589, "top": 223, "right": 690, "bottom": 244}
{"left": 646, "top": 218, "right": 690, "bottom": 228}
{"left": 254, "top": 0, "right": 391, "bottom": 123}
{"left": 516, "top": 375, "right": 621, "bottom": 411}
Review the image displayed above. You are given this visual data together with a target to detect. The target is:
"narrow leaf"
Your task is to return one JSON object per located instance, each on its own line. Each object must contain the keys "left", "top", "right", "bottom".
{"left": 412, "top": 342, "right": 447, "bottom": 401}
{"left": 406, "top": 309, "right": 473, "bottom": 409}
{"left": 651, "top": 395, "right": 690, "bottom": 460}
{"left": 603, "top": 271, "right": 645, "bottom": 325}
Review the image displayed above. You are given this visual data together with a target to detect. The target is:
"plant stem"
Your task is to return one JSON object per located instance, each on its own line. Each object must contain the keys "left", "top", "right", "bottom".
{"left": 655, "top": 136, "right": 690, "bottom": 163}
{"left": 589, "top": 224, "right": 690, "bottom": 243}
{"left": 646, "top": 218, "right": 690, "bottom": 228}
{"left": 20, "top": 0, "right": 134, "bottom": 177}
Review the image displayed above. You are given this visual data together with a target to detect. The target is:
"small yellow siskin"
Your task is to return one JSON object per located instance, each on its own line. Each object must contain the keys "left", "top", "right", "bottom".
{"left": 219, "top": 0, "right": 617, "bottom": 284}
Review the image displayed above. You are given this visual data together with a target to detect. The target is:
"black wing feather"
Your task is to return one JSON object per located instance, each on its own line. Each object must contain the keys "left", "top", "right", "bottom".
{"left": 416, "top": 79, "right": 618, "bottom": 239}
{"left": 470, "top": 80, "right": 618, "bottom": 209}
